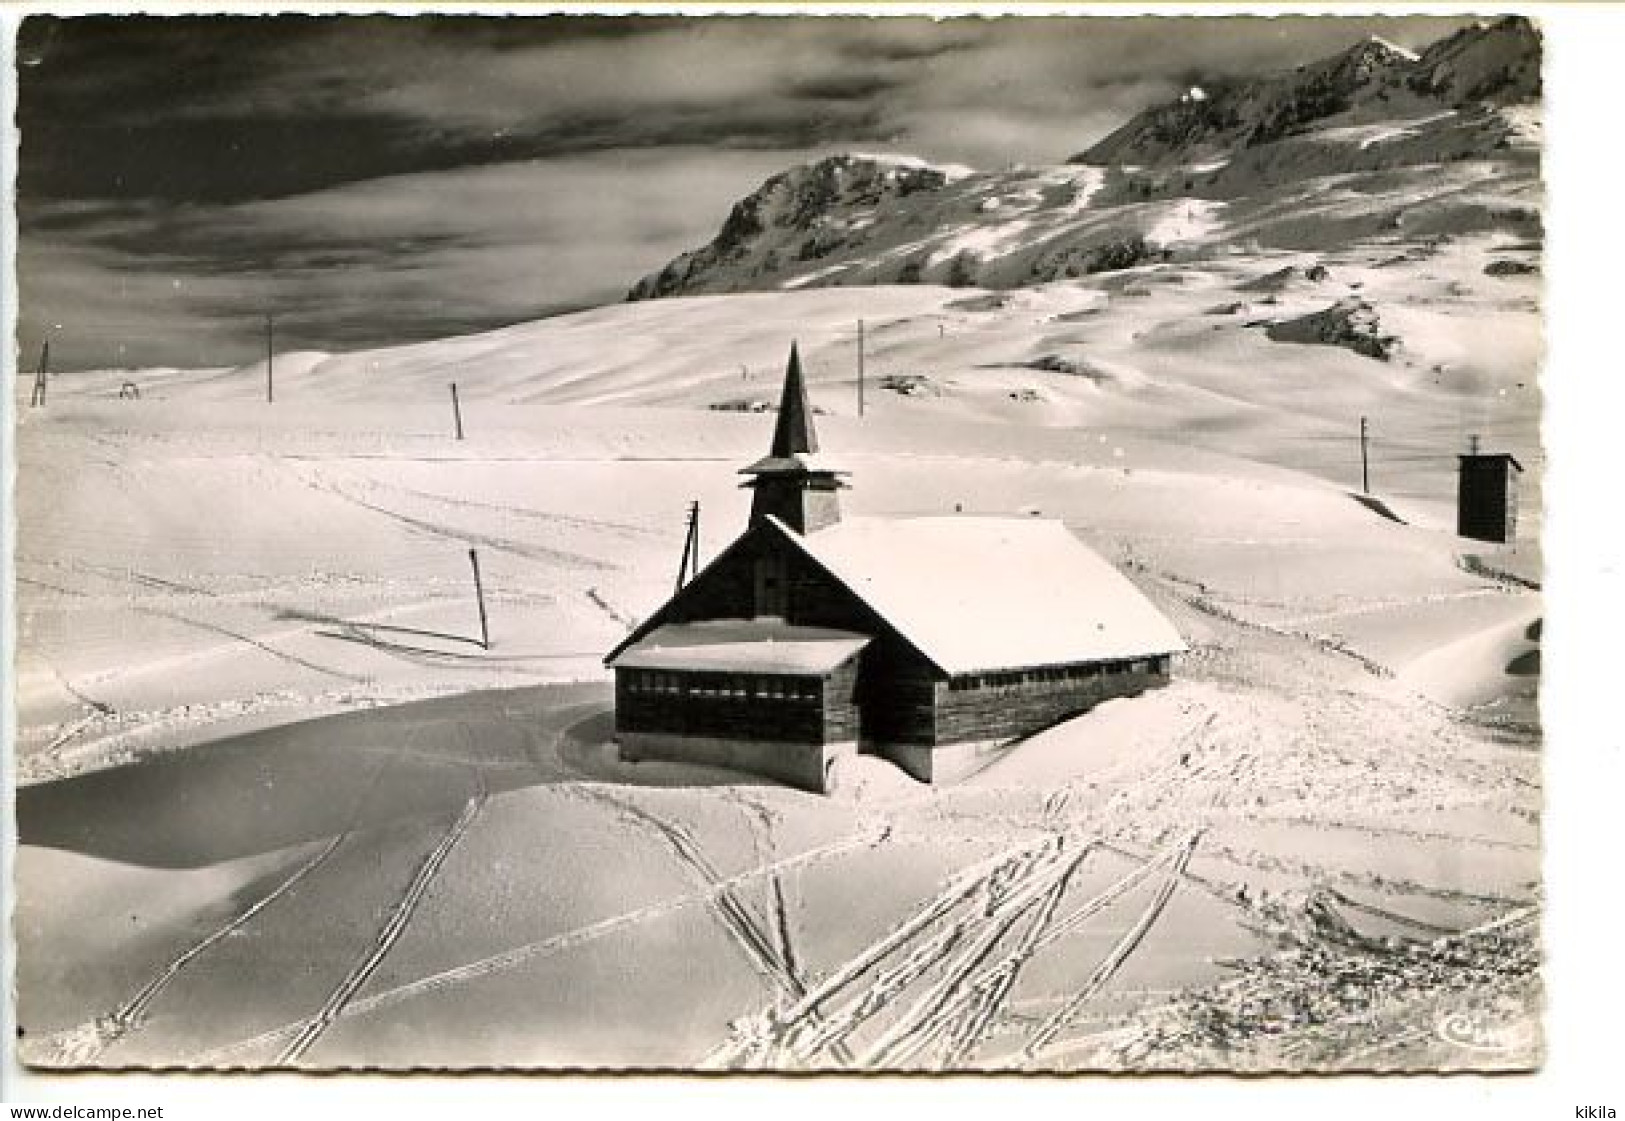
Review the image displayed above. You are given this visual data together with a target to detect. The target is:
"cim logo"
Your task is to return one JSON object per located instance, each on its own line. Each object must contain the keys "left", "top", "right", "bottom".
{"left": 1433, "top": 1007, "right": 1537, "bottom": 1055}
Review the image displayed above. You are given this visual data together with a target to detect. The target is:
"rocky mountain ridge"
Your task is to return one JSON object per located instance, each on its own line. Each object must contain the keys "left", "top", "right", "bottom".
{"left": 628, "top": 17, "right": 1540, "bottom": 302}
{"left": 1073, "top": 17, "right": 1538, "bottom": 167}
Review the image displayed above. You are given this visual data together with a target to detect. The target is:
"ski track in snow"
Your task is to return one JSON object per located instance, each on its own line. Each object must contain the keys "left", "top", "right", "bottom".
{"left": 329, "top": 473, "right": 668, "bottom": 542}
{"left": 33, "top": 832, "right": 350, "bottom": 1067}
{"left": 937, "top": 848, "right": 1085, "bottom": 1065}
{"left": 276, "top": 788, "right": 488, "bottom": 1066}
{"left": 1019, "top": 832, "right": 1201, "bottom": 1063}
{"left": 567, "top": 786, "right": 815, "bottom": 1009}
{"left": 708, "top": 837, "right": 1050, "bottom": 1069}
{"left": 189, "top": 827, "right": 883, "bottom": 1066}
{"left": 715, "top": 828, "right": 1209, "bottom": 1071}
{"left": 27, "top": 739, "right": 417, "bottom": 1068}
{"left": 285, "top": 461, "right": 613, "bottom": 570}
{"left": 859, "top": 841, "right": 1091, "bottom": 1068}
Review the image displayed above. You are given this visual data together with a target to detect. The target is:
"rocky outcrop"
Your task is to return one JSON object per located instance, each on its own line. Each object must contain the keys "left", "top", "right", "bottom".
{"left": 1407, "top": 16, "right": 1542, "bottom": 106}
{"left": 628, "top": 155, "right": 957, "bottom": 300}
{"left": 1265, "top": 299, "right": 1398, "bottom": 361}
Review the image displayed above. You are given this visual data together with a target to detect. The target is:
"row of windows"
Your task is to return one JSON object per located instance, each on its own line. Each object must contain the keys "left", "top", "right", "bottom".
{"left": 622, "top": 669, "right": 819, "bottom": 702}
{"left": 948, "top": 658, "right": 1166, "bottom": 692}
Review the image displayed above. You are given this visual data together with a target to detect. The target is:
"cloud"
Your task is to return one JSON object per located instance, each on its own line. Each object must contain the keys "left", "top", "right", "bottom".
{"left": 18, "top": 149, "right": 808, "bottom": 370}
{"left": 20, "top": 14, "right": 1470, "bottom": 198}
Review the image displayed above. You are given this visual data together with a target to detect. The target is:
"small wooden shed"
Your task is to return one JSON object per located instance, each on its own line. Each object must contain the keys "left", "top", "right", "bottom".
{"left": 1457, "top": 452, "right": 1524, "bottom": 544}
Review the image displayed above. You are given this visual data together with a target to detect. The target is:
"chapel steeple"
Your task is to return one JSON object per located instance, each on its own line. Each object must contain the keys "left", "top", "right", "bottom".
{"left": 740, "top": 343, "right": 847, "bottom": 534}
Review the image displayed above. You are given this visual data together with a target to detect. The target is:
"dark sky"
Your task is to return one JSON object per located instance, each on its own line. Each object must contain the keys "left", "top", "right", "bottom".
{"left": 15, "top": 13, "right": 1471, "bottom": 371}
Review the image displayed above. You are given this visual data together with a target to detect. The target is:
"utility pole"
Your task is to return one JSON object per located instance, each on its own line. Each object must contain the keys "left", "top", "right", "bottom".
{"left": 857, "top": 318, "right": 866, "bottom": 417}
{"left": 450, "top": 383, "right": 465, "bottom": 440}
{"left": 468, "top": 548, "right": 490, "bottom": 650}
{"left": 1359, "top": 416, "right": 1370, "bottom": 495}
{"left": 29, "top": 339, "right": 49, "bottom": 407}
{"left": 674, "top": 501, "right": 701, "bottom": 593}
{"left": 266, "top": 315, "right": 275, "bottom": 404}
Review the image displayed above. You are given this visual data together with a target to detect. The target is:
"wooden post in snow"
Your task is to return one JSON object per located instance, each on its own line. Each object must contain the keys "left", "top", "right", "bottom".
{"left": 450, "top": 383, "right": 465, "bottom": 440}
{"left": 266, "top": 315, "right": 275, "bottom": 404}
{"left": 857, "top": 319, "right": 866, "bottom": 417}
{"left": 30, "top": 339, "right": 49, "bottom": 407}
{"left": 468, "top": 548, "right": 490, "bottom": 650}
{"left": 673, "top": 501, "right": 701, "bottom": 593}
{"left": 674, "top": 512, "right": 692, "bottom": 594}
{"left": 1359, "top": 416, "right": 1370, "bottom": 495}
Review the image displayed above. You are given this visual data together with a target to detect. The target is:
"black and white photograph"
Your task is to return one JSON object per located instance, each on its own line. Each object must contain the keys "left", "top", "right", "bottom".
{"left": 7, "top": 7, "right": 1553, "bottom": 1078}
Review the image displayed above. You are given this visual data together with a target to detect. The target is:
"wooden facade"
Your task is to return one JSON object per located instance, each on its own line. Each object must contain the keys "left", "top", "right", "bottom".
{"left": 933, "top": 658, "right": 1171, "bottom": 744}
{"left": 608, "top": 518, "right": 1176, "bottom": 788}
{"left": 614, "top": 656, "right": 862, "bottom": 746}
{"left": 623, "top": 522, "right": 943, "bottom": 747}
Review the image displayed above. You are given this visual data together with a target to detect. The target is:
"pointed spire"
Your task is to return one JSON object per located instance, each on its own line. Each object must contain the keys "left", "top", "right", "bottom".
{"left": 768, "top": 342, "right": 819, "bottom": 457}
{"left": 739, "top": 342, "right": 846, "bottom": 534}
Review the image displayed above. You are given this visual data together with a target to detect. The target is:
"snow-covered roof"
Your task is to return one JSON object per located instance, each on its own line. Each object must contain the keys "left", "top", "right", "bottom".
{"left": 779, "top": 515, "right": 1186, "bottom": 675}
{"left": 610, "top": 619, "right": 871, "bottom": 675}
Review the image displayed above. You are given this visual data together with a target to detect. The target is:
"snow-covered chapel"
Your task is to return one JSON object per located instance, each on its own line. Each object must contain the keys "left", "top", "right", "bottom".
{"left": 604, "top": 344, "right": 1186, "bottom": 792}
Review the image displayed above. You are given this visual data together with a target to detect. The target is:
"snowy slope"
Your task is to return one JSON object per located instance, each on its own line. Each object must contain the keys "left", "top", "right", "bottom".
{"left": 13, "top": 261, "right": 1543, "bottom": 1074}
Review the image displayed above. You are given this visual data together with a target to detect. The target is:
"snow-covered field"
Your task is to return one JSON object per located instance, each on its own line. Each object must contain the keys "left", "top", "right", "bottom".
{"left": 13, "top": 225, "right": 1541, "bottom": 1069}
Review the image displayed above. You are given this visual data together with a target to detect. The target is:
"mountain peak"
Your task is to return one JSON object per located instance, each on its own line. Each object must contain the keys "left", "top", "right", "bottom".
{"left": 1070, "top": 18, "right": 1538, "bottom": 167}
{"left": 1408, "top": 15, "right": 1541, "bottom": 106}
{"left": 628, "top": 153, "right": 965, "bottom": 301}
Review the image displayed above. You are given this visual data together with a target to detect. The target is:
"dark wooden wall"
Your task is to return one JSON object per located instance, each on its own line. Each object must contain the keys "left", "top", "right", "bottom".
{"left": 616, "top": 668, "right": 832, "bottom": 744}
{"left": 820, "top": 658, "right": 862, "bottom": 743}
{"left": 930, "top": 661, "right": 1171, "bottom": 745}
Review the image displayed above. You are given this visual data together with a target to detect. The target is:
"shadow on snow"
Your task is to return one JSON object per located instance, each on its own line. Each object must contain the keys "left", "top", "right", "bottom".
{"left": 16, "top": 681, "right": 781, "bottom": 870}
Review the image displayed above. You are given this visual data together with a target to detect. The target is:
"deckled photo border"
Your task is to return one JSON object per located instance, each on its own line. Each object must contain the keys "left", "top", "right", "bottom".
{"left": 2, "top": 2, "right": 1617, "bottom": 1115}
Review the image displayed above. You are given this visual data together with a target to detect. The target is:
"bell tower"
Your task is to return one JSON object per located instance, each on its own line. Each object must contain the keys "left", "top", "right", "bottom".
{"left": 740, "top": 343, "right": 847, "bottom": 534}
